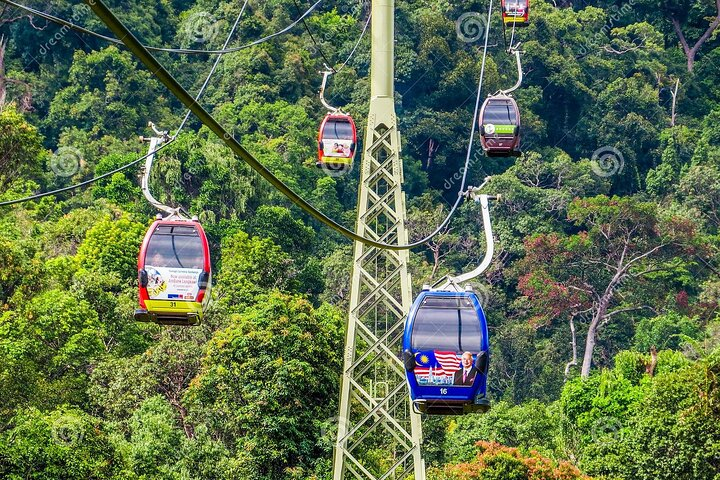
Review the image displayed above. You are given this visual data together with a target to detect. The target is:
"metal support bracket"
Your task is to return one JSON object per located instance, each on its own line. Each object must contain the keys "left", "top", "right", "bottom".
{"left": 500, "top": 44, "right": 523, "bottom": 95}
{"left": 436, "top": 193, "right": 498, "bottom": 291}
{"left": 319, "top": 67, "right": 340, "bottom": 113}
{"left": 140, "top": 122, "right": 184, "bottom": 219}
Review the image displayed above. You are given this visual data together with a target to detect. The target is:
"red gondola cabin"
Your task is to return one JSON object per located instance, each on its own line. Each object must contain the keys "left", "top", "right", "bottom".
{"left": 479, "top": 95, "right": 521, "bottom": 157}
{"left": 317, "top": 113, "right": 357, "bottom": 172}
{"left": 502, "top": 0, "right": 529, "bottom": 27}
{"left": 135, "top": 218, "right": 212, "bottom": 326}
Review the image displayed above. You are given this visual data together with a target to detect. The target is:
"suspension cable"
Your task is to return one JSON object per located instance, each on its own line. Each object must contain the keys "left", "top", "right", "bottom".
{"left": 316, "top": 11, "right": 371, "bottom": 112}
{"left": 0, "top": 143, "right": 172, "bottom": 207}
{"left": 0, "top": 0, "right": 322, "bottom": 55}
{"left": 81, "top": 0, "right": 496, "bottom": 251}
{"left": 300, "top": 2, "right": 371, "bottom": 74}
{"left": 508, "top": 13, "right": 517, "bottom": 51}
{"left": 291, "top": 0, "right": 334, "bottom": 69}
{"left": 335, "top": 12, "right": 371, "bottom": 73}
{"left": 0, "top": 0, "right": 249, "bottom": 208}
{"left": 175, "top": 0, "right": 249, "bottom": 135}
{"left": 142, "top": 0, "right": 250, "bottom": 218}
{"left": 419, "top": 0, "right": 495, "bottom": 238}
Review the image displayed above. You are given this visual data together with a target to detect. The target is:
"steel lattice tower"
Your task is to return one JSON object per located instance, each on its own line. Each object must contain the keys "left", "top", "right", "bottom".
{"left": 332, "top": 0, "right": 425, "bottom": 477}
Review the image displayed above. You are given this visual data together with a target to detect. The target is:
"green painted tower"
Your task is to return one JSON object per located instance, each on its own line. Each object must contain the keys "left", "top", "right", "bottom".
{"left": 332, "top": 0, "right": 425, "bottom": 477}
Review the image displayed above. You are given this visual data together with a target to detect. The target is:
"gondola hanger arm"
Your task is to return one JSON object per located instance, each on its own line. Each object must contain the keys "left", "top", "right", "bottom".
{"left": 320, "top": 65, "right": 340, "bottom": 113}
{"left": 319, "top": 67, "right": 340, "bottom": 113}
{"left": 140, "top": 122, "right": 184, "bottom": 219}
{"left": 500, "top": 44, "right": 523, "bottom": 95}
{"left": 435, "top": 191, "right": 499, "bottom": 291}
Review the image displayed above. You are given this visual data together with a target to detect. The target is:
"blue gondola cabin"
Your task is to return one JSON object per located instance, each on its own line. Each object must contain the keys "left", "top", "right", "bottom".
{"left": 402, "top": 289, "right": 490, "bottom": 415}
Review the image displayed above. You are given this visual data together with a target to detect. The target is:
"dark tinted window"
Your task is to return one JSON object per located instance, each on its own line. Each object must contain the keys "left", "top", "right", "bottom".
{"left": 483, "top": 101, "right": 517, "bottom": 125}
{"left": 145, "top": 225, "right": 204, "bottom": 269}
{"left": 411, "top": 296, "right": 482, "bottom": 352}
{"left": 324, "top": 120, "right": 354, "bottom": 140}
{"left": 459, "top": 309, "right": 482, "bottom": 351}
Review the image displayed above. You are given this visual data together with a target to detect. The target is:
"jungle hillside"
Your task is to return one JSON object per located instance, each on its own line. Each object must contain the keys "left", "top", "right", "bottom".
{"left": 1, "top": 0, "right": 720, "bottom": 478}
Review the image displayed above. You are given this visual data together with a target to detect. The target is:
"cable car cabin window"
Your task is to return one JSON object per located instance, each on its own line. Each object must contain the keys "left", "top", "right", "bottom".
{"left": 459, "top": 308, "right": 482, "bottom": 352}
{"left": 411, "top": 296, "right": 482, "bottom": 352}
{"left": 505, "top": 0, "right": 525, "bottom": 11}
{"left": 145, "top": 225, "right": 204, "bottom": 270}
{"left": 483, "top": 102, "right": 518, "bottom": 126}
{"left": 324, "top": 120, "right": 354, "bottom": 140}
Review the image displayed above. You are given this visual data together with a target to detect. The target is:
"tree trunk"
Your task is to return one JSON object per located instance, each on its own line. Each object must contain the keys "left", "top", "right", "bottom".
{"left": 0, "top": 36, "right": 7, "bottom": 108}
{"left": 645, "top": 346, "right": 658, "bottom": 377}
{"left": 580, "top": 316, "right": 599, "bottom": 379}
{"left": 431, "top": 245, "right": 440, "bottom": 277}
{"left": 581, "top": 295, "right": 612, "bottom": 378}
{"left": 671, "top": 6, "right": 720, "bottom": 73}
{"left": 564, "top": 316, "right": 578, "bottom": 379}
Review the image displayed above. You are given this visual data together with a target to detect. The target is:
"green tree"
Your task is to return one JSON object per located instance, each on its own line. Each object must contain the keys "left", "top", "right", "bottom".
{"left": 151, "top": 133, "right": 258, "bottom": 221}
{"left": 186, "top": 292, "right": 343, "bottom": 480}
{"left": 44, "top": 46, "right": 172, "bottom": 141}
{"left": 0, "top": 105, "right": 44, "bottom": 189}
{"left": 633, "top": 312, "right": 702, "bottom": 351}
{"left": 0, "top": 406, "right": 120, "bottom": 480}
{"left": 0, "top": 290, "right": 103, "bottom": 419}
{"left": 245, "top": 205, "right": 315, "bottom": 258}
{"left": 431, "top": 441, "right": 591, "bottom": 480}
{"left": 214, "top": 230, "right": 297, "bottom": 309}
{"left": 517, "top": 195, "right": 698, "bottom": 378}
{"left": 561, "top": 348, "right": 720, "bottom": 479}
{"left": 443, "top": 401, "right": 563, "bottom": 463}
{"left": 76, "top": 214, "right": 146, "bottom": 280}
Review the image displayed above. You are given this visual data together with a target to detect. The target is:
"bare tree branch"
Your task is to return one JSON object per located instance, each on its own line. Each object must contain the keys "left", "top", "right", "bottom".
{"left": 670, "top": 0, "right": 720, "bottom": 71}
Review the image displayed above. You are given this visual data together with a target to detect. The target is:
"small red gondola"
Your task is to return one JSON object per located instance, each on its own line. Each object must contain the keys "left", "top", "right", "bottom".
{"left": 134, "top": 217, "right": 212, "bottom": 326}
{"left": 502, "top": 0, "right": 529, "bottom": 27}
{"left": 317, "top": 113, "right": 357, "bottom": 172}
{"left": 479, "top": 95, "right": 521, "bottom": 157}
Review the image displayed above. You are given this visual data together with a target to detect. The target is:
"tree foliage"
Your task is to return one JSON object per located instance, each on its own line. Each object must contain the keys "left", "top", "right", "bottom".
{"left": 1, "top": 0, "right": 720, "bottom": 477}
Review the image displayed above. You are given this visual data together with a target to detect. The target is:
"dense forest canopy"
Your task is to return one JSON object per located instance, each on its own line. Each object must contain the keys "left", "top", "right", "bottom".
{"left": 1, "top": 0, "right": 720, "bottom": 478}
